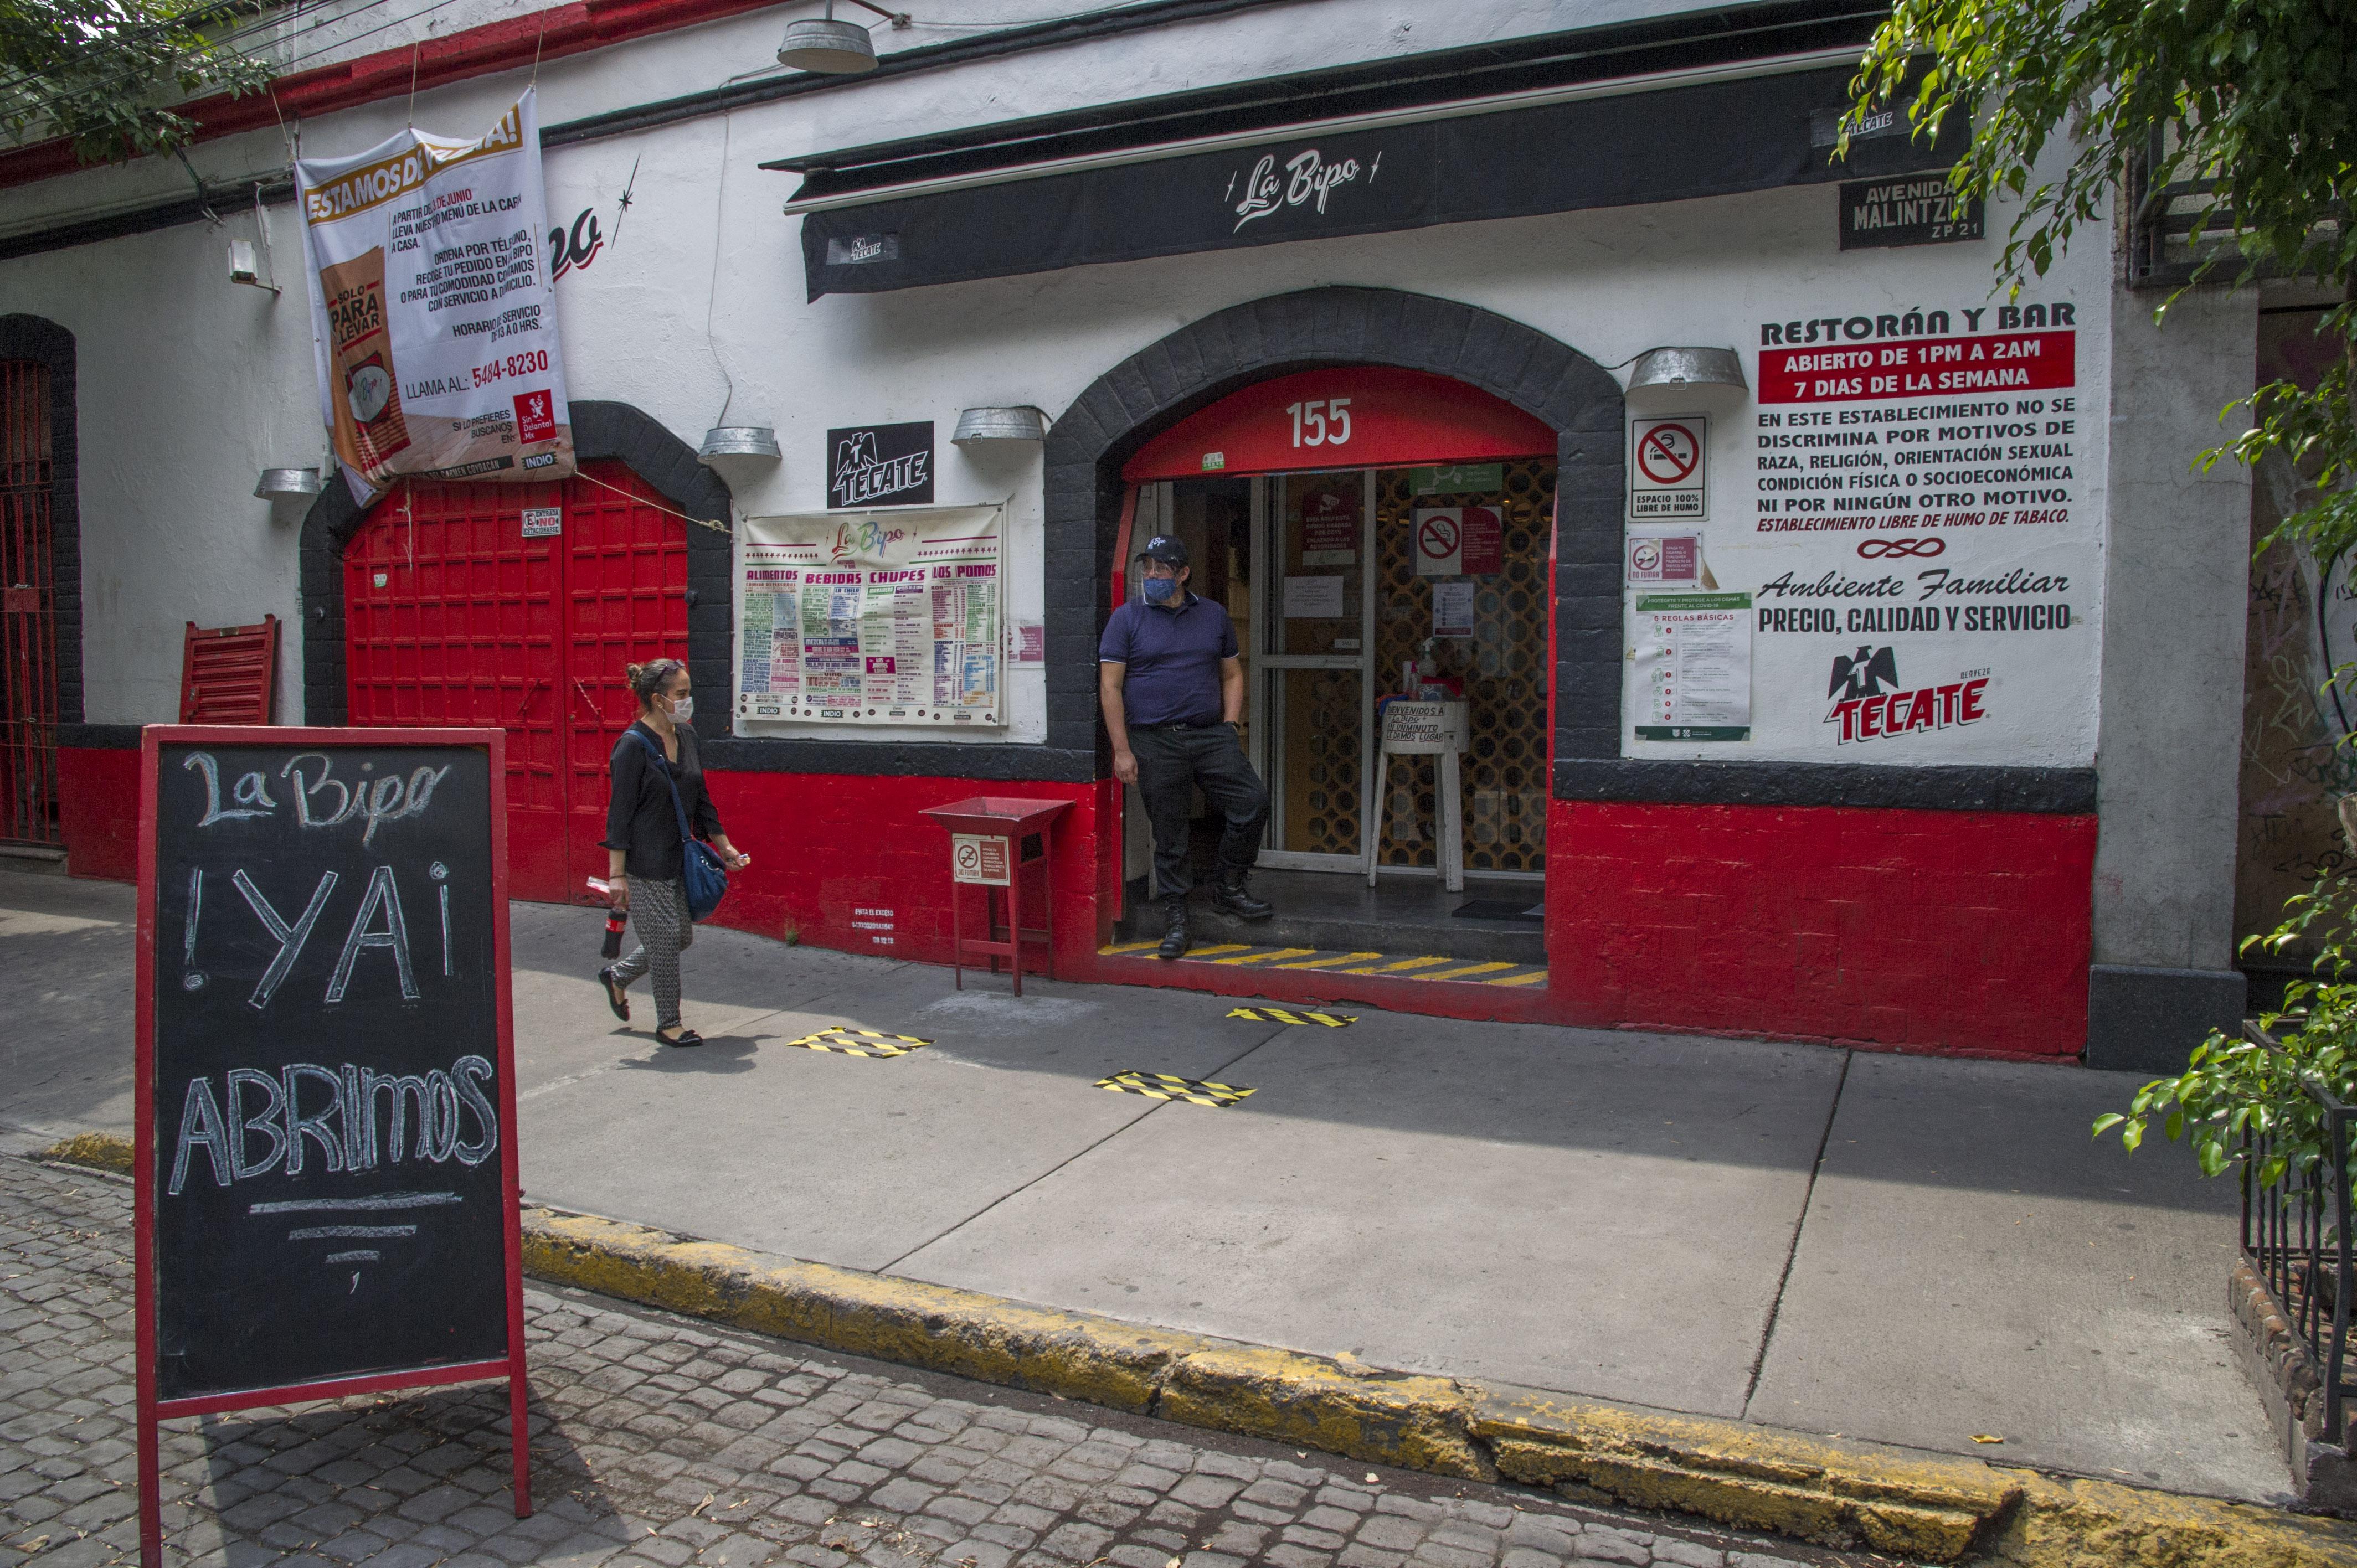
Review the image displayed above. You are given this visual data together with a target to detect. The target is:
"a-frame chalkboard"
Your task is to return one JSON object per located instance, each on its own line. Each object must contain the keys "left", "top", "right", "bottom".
{"left": 133, "top": 726, "right": 528, "bottom": 1566}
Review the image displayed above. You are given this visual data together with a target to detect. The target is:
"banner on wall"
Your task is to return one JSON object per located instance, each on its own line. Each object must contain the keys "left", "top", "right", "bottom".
{"left": 1622, "top": 298, "right": 2101, "bottom": 765}
{"left": 737, "top": 507, "right": 1005, "bottom": 726}
{"left": 297, "top": 89, "right": 574, "bottom": 498}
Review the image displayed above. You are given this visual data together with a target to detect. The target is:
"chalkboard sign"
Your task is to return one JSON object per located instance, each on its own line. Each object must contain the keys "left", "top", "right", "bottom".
{"left": 134, "top": 726, "right": 527, "bottom": 1564}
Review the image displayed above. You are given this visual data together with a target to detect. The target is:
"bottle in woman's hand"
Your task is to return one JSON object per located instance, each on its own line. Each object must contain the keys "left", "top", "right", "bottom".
{"left": 602, "top": 910, "right": 627, "bottom": 960}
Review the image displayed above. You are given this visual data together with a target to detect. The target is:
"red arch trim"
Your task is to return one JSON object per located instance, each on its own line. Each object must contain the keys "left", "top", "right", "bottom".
{"left": 1121, "top": 367, "right": 1556, "bottom": 483}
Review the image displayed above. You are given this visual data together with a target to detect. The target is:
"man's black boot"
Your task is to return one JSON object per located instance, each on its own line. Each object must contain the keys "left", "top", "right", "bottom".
{"left": 1213, "top": 868, "right": 1274, "bottom": 922}
{"left": 1156, "top": 894, "right": 1191, "bottom": 960}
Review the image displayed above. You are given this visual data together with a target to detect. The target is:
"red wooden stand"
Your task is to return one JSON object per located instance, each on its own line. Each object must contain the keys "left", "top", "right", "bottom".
{"left": 920, "top": 797, "right": 1070, "bottom": 997}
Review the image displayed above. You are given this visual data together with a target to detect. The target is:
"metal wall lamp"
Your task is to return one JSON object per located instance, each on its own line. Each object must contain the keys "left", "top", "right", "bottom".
{"left": 254, "top": 467, "right": 323, "bottom": 500}
{"left": 951, "top": 406, "right": 1049, "bottom": 445}
{"left": 1627, "top": 347, "right": 1748, "bottom": 391}
{"left": 699, "top": 426, "right": 783, "bottom": 463}
{"left": 778, "top": 0, "right": 907, "bottom": 74}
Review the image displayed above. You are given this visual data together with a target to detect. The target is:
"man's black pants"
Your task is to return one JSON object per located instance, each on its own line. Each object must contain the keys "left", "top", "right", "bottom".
{"left": 1130, "top": 724, "right": 1269, "bottom": 899}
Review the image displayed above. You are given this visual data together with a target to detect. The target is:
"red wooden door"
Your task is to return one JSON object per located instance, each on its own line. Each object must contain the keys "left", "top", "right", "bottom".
{"left": 0, "top": 361, "right": 58, "bottom": 847}
{"left": 344, "top": 462, "right": 687, "bottom": 903}
{"left": 563, "top": 477, "right": 692, "bottom": 891}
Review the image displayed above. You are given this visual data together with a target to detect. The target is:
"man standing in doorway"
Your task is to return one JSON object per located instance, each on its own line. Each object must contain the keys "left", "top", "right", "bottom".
{"left": 1100, "top": 535, "right": 1274, "bottom": 959}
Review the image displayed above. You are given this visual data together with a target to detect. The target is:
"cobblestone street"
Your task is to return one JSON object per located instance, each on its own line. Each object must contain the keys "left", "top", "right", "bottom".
{"left": 0, "top": 1156, "right": 1895, "bottom": 1568}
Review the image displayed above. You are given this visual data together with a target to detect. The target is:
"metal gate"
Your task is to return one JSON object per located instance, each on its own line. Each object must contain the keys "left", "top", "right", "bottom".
{"left": 0, "top": 361, "right": 58, "bottom": 847}
{"left": 343, "top": 461, "right": 688, "bottom": 902}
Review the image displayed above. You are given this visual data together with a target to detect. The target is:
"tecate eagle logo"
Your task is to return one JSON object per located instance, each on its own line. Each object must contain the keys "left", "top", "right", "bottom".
{"left": 1228, "top": 147, "right": 1376, "bottom": 231}
{"left": 1824, "top": 645, "right": 1989, "bottom": 742}
{"left": 831, "top": 430, "right": 929, "bottom": 507}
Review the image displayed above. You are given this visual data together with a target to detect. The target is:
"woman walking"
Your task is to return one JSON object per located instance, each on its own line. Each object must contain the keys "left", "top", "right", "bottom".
{"left": 598, "top": 658, "right": 749, "bottom": 1047}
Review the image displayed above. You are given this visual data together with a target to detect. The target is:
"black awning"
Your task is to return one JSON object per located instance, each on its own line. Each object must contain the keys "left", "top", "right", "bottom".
{"left": 793, "top": 58, "right": 1958, "bottom": 300}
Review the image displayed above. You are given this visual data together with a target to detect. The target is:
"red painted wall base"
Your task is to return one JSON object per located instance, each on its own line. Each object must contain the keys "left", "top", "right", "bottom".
{"left": 698, "top": 771, "right": 1111, "bottom": 971}
{"left": 1544, "top": 799, "right": 2096, "bottom": 1057}
{"left": 49, "top": 745, "right": 2097, "bottom": 1056}
{"left": 57, "top": 746, "right": 140, "bottom": 881}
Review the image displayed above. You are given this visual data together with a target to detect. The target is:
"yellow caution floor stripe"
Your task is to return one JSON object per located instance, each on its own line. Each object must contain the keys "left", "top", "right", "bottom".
{"left": 1095, "top": 1070, "right": 1256, "bottom": 1108}
{"left": 1227, "top": 1007, "right": 1356, "bottom": 1027}
{"left": 1102, "top": 936, "right": 1545, "bottom": 991}
{"left": 782, "top": 1027, "right": 934, "bottom": 1058}
{"left": 1413, "top": 961, "right": 1515, "bottom": 982}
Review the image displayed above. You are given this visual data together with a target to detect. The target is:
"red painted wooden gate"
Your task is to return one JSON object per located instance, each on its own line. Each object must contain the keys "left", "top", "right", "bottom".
{"left": 344, "top": 461, "right": 687, "bottom": 903}
{"left": 0, "top": 361, "right": 58, "bottom": 847}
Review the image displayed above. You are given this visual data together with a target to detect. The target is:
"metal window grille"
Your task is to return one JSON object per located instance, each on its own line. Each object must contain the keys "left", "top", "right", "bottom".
{"left": 0, "top": 360, "right": 58, "bottom": 847}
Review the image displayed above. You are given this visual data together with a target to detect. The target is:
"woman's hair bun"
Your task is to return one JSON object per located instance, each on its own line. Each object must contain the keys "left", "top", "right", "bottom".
{"left": 625, "top": 657, "right": 684, "bottom": 701}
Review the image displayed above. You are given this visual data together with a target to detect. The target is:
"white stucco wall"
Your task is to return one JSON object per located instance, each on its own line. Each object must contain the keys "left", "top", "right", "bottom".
{"left": 0, "top": 0, "right": 2131, "bottom": 781}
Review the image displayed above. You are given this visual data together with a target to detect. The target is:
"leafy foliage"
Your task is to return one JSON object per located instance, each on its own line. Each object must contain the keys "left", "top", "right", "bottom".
{"left": 0, "top": 0, "right": 273, "bottom": 166}
{"left": 1849, "top": 0, "right": 2357, "bottom": 557}
{"left": 2094, "top": 878, "right": 2357, "bottom": 1185}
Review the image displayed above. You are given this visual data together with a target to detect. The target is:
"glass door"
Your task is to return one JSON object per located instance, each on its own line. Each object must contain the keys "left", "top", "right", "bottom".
{"left": 1250, "top": 470, "right": 1376, "bottom": 872}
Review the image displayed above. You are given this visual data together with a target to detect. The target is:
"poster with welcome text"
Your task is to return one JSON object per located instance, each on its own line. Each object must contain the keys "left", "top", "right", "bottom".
{"left": 297, "top": 89, "right": 574, "bottom": 499}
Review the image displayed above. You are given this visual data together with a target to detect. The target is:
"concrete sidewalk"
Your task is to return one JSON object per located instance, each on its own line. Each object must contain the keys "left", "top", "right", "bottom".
{"left": 0, "top": 869, "right": 2284, "bottom": 1507}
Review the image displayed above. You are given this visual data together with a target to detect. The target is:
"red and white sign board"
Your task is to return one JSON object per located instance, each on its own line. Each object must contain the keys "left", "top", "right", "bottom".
{"left": 1412, "top": 507, "right": 1504, "bottom": 576}
{"left": 1629, "top": 416, "right": 1707, "bottom": 518}
{"left": 951, "top": 833, "right": 1011, "bottom": 885}
{"left": 1121, "top": 366, "right": 1553, "bottom": 482}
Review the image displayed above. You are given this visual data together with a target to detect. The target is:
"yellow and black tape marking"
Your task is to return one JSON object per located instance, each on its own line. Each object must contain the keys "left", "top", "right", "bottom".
{"left": 782, "top": 1027, "right": 934, "bottom": 1059}
{"left": 1227, "top": 1006, "right": 1356, "bottom": 1028}
{"left": 1095, "top": 1070, "right": 1257, "bottom": 1108}
{"left": 1101, "top": 940, "right": 1543, "bottom": 988}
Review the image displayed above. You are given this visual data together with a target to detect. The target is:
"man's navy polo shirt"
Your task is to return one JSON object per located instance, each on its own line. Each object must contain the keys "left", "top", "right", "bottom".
{"left": 1099, "top": 592, "right": 1238, "bottom": 727}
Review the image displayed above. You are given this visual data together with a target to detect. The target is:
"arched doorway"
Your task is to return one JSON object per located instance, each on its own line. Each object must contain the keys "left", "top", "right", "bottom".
{"left": 341, "top": 461, "right": 687, "bottom": 903}
{"left": 1121, "top": 367, "right": 1558, "bottom": 881}
{"left": 1041, "top": 288, "right": 1622, "bottom": 957}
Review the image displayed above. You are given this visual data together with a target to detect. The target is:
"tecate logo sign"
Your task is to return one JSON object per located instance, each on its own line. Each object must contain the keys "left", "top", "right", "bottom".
{"left": 826, "top": 421, "right": 934, "bottom": 510}
{"left": 1823, "top": 644, "right": 1990, "bottom": 743}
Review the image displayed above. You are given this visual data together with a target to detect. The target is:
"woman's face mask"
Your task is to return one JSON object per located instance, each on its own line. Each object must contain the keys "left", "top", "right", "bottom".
{"left": 666, "top": 690, "right": 695, "bottom": 723}
{"left": 1141, "top": 575, "right": 1181, "bottom": 605}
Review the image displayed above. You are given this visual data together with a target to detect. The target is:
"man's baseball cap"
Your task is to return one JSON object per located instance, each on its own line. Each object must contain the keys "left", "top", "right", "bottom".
{"left": 1135, "top": 535, "right": 1189, "bottom": 568}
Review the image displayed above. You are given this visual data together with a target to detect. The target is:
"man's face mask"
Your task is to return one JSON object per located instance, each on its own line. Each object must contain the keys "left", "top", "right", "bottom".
{"left": 1142, "top": 575, "right": 1180, "bottom": 605}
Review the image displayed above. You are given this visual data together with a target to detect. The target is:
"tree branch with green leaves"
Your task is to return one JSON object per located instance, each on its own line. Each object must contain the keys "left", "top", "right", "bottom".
{"left": 0, "top": 0, "right": 274, "bottom": 167}
{"left": 1849, "top": 0, "right": 2356, "bottom": 559}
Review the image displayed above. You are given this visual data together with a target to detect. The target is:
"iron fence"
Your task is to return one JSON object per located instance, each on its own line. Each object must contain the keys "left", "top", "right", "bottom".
{"left": 2243, "top": 1023, "right": 2357, "bottom": 1446}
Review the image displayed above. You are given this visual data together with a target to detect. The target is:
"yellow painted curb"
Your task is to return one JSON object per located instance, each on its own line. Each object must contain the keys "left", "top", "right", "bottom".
{"left": 28, "top": 1134, "right": 2357, "bottom": 1566}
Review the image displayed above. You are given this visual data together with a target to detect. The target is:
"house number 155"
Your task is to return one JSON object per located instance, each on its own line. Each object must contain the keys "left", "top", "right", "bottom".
{"left": 1285, "top": 398, "right": 1352, "bottom": 447}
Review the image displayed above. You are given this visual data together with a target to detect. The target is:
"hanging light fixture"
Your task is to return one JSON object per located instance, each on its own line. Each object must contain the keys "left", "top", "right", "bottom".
{"left": 778, "top": 1, "right": 879, "bottom": 73}
{"left": 952, "top": 406, "right": 1049, "bottom": 445}
{"left": 1627, "top": 347, "right": 1748, "bottom": 392}
{"left": 254, "top": 467, "right": 323, "bottom": 500}
{"left": 699, "top": 426, "right": 782, "bottom": 463}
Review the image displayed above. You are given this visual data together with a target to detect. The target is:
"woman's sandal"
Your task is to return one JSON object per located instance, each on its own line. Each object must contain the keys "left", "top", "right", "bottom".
{"left": 597, "top": 966, "right": 630, "bottom": 1022}
{"left": 657, "top": 1027, "right": 703, "bottom": 1048}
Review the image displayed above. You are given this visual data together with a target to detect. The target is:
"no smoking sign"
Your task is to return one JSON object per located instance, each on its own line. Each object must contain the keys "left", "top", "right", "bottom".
{"left": 1629, "top": 415, "right": 1708, "bottom": 519}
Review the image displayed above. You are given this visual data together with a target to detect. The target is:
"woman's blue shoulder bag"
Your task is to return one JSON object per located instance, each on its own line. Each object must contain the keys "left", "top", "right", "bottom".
{"left": 623, "top": 728, "right": 729, "bottom": 922}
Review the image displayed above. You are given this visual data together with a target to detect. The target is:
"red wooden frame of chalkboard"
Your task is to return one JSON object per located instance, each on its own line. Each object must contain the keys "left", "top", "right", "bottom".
{"left": 132, "top": 725, "right": 530, "bottom": 1568}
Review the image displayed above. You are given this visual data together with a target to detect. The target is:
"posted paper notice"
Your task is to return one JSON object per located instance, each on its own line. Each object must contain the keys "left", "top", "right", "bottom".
{"left": 1633, "top": 592, "right": 1751, "bottom": 741}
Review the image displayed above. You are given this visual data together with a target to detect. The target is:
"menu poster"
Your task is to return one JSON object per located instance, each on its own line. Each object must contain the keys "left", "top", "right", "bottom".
{"left": 736, "top": 506, "right": 1005, "bottom": 726}
{"left": 1632, "top": 592, "right": 1752, "bottom": 741}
